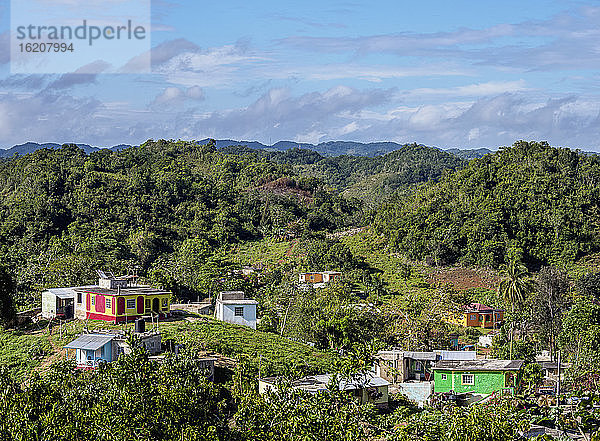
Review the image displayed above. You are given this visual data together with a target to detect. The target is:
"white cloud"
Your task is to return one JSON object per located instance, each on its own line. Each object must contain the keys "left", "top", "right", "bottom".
{"left": 149, "top": 85, "right": 205, "bottom": 107}
{"left": 405, "top": 80, "right": 529, "bottom": 98}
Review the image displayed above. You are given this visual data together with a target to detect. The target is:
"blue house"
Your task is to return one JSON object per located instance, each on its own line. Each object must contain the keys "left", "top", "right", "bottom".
{"left": 64, "top": 333, "right": 118, "bottom": 369}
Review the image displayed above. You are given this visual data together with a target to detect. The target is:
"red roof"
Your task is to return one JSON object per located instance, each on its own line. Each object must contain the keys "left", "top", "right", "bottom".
{"left": 464, "top": 303, "right": 495, "bottom": 312}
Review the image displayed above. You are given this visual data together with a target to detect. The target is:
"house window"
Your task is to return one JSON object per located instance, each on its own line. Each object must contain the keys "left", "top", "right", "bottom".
{"left": 145, "top": 299, "right": 150, "bottom": 310}
{"left": 441, "top": 374, "right": 447, "bottom": 380}
{"left": 462, "top": 374, "right": 474, "bottom": 385}
{"left": 162, "top": 298, "right": 168, "bottom": 307}
{"left": 126, "top": 299, "right": 135, "bottom": 309}
{"left": 470, "top": 314, "right": 477, "bottom": 320}
{"left": 105, "top": 298, "right": 112, "bottom": 309}
{"left": 309, "top": 275, "right": 315, "bottom": 280}
{"left": 234, "top": 307, "right": 244, "bottom": 317}
{"left": 77, "top": 292, "right": 82, "bottom": 304}
{"left": 91, "top": 296, "right": 95, "bottom": 306}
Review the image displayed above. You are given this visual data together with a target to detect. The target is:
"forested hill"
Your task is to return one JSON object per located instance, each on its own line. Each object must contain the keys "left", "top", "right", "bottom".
{"left": 220, "top": 143, "right": 466, "bottom": 203}
{"left": 0, "top": 140, "right": 366, "bottom": 300}
{"left": 374, "top": 141, "right": 600, "bottom": 269}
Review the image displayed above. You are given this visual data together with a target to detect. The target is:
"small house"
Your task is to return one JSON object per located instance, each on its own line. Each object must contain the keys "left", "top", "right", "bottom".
{"left": 433, "top": 359, "right": 524, "bottom": 396}
{"left": 74, "top": 272, "right": 172, "bottom": 322}
{"left": 534, "top": 361, "right": 570, "bottom": 395}
{"left": 376, "top": 349, "right": 477, "bottom": 384}
{"left": 259, "top": 372, "right": 389, "bottom": 409}
{"left": 215, "top": 291, "right": 258, "bottom": 329}
{"left": 376, "top": 349, "right": 477, "bottom": 406}
{"left": 64, "top": 333, "right": 118, "bottom": 369}
{"left": 42, "top": 288, "right": 77, "bottom": 319}
{"left": 64, "top": 324, "right": 162, "bottom": 369}
{"left": 298, "top": 271, "right": 342, "bottom": 288}
{"left": 446, "top": 303, "right": 504, "bottom": 329}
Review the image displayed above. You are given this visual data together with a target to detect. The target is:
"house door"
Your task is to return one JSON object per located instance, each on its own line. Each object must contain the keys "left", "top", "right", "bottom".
{"left": 137, "top": 296, "right": 144, "bottom": 314}
{"left": 117, "top": 297, "right": 125, "bottom": 315}
{"left": 152, "top": 298, "right": 160, "bottom": 314}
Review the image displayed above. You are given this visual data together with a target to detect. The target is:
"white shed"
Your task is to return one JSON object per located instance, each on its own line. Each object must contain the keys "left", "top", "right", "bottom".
{"left": 215, "top": 291, "right": 258, "bottom": 329}
{"left": 41, "top": 288, "right": 76, "bottom": 319}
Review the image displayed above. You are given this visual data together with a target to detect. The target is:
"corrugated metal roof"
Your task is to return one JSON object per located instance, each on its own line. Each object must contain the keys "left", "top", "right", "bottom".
{"left": 45, "top": 288, "right": 76, "bottom": 299}
{"left": 262, "top": 372, "right": 389, "bottom": 391}
{"left": 433, "top": 359, "right": 524, "bottom": 371}
{"left": 437, "top": 350, "right": 477, "bottom": 361}
{"left": 403, "top": 351, "right": 437, "bottom": 361}
{"left": 64, "top": 334, "right": 117, "bottom": 351}
{"left": 44, "top": 286, "right": 99, "bottom": 299}
{"left": 218, "top": 299, "right": 258, "bottom": 305}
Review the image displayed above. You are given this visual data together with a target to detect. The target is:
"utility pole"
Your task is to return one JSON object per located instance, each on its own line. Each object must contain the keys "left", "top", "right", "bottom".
{"left": 556, "top": 350, "right": 562, "bottom": 400}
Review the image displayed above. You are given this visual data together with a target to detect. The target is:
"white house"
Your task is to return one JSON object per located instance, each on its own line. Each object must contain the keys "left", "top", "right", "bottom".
{"left": 215, "top": 291, "right": 258, "bottom": 329}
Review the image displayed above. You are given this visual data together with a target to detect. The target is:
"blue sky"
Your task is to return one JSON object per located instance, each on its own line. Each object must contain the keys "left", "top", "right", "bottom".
{"left": 1, "top": 0, "right": 600, "bottom": 150}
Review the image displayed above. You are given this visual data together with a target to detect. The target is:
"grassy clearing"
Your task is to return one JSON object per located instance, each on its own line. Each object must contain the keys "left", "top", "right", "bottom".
{"left": 0, "top": 327, "right": 53, "bottom": 380}
{"left": 229, "top": 238, "right": 303, "bottom": 270}
{"left": 160, "top": 317, "right": 336, "bottom": 376}
{"left": 1, "top": 315, "right": 336, "bottom": 379}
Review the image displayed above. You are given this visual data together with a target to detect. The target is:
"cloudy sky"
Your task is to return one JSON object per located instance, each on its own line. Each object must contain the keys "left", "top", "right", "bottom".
{"left": 1, "top": 0, "right": 600, "bottom": 151}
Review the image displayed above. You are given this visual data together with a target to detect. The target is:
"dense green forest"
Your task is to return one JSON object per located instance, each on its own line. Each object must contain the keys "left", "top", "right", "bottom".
{"left": 2, "top": 139, "right": 600, "bottom": 440}
{"left": 375, "top": 141, "right": 600, "bottom": 268}
{"left": 221, "top": 143, "right": 466, "bottom": 203}
{"left": 0, "top": 140, "right": 359, "bottom": 305}
{"left": 0, "top": 139, "right": 466, "bottom": 307}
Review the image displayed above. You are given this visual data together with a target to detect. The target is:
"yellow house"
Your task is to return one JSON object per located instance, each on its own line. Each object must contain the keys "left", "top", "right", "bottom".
{"left": 445, "top": 303, "right": 504, "bottom": 329}
{"left": 73, "top": 274, "right": 171, "bottom": 323}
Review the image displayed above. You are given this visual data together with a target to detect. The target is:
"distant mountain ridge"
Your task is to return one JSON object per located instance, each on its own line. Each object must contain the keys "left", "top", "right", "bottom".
{"left": 0, "top": 139, "right": 494, "bottom": 160}
{"left": 199, "top": 139, "right": 494, "bottom": 159}
{"left": 0, "top": 142, "right": 131, "bottom": 158}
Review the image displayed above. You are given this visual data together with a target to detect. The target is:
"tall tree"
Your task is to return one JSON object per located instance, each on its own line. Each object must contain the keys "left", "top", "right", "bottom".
{"left": 533, "top": 266, "right": 570, "bottom": 361}
{"left": 0, "top": 266, "right": 16, "bottom": 327}
{"left": 498, "top": 258, "right": 534, "bottom": 359}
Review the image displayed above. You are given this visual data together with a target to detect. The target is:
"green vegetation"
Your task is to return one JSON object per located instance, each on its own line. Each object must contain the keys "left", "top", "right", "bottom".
{"left": 3, "top": 139, "right": 600, "bottom": 439}
{"left": 0, "top": 328, "right": 51, "bottom": 379}
{"left": 160, "top": 318, "right": 336, "bottom": 376}
{"left": 221, "top": 143, "right": 466, "bottom": 204}
{"left": 375, "top": 141, "right": 600, "bottom": 268}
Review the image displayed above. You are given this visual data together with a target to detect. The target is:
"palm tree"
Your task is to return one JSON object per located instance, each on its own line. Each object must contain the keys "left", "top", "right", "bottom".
{"left": 498, "top": 258, "right": 534, "bottom": 359}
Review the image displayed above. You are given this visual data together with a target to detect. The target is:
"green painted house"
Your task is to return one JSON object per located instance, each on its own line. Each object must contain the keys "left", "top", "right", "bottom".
{"left": 433, "top": 359, "right": 524, "bottom": 395}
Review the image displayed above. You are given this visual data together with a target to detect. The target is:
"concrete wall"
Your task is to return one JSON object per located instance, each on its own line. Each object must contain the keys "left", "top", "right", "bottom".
{"left": 41, "top": 291, "right": 57, "bottom": 318}
{"left": 397, "top": 382, "right": 433, "bottom": 407}
{"left": 75, "top": 291, "right": 87, "bottom": 319}
{"left": 216, "top": 302, "right": 257, "bottom": 329}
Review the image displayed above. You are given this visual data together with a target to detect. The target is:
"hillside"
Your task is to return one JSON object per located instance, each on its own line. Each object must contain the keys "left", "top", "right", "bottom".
{"left": 0, "top": 316, "right": 335, "bottom": 381}
{"left": 0, "top": 140, "right": 362, "bottom": 308}
{"left": 374, "top": 141, "right": 600, "bottom": 268}
{"left": 220, "top": 143, "right": 466, "bottom": 204}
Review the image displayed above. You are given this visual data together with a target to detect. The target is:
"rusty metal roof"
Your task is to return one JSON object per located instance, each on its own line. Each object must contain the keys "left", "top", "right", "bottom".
{"left": 433, "top": 359, "right": 525, "bottom": 371}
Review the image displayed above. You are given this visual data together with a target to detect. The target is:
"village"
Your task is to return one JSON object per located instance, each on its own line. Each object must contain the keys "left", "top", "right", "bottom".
{"left": 35, "top": 266, "right": 570, "bottom": 427}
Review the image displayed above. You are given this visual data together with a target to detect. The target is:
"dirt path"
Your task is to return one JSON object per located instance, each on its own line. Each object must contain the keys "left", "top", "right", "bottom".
{"left": 36, "top": 327, "right": 65, "bottom": 372}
